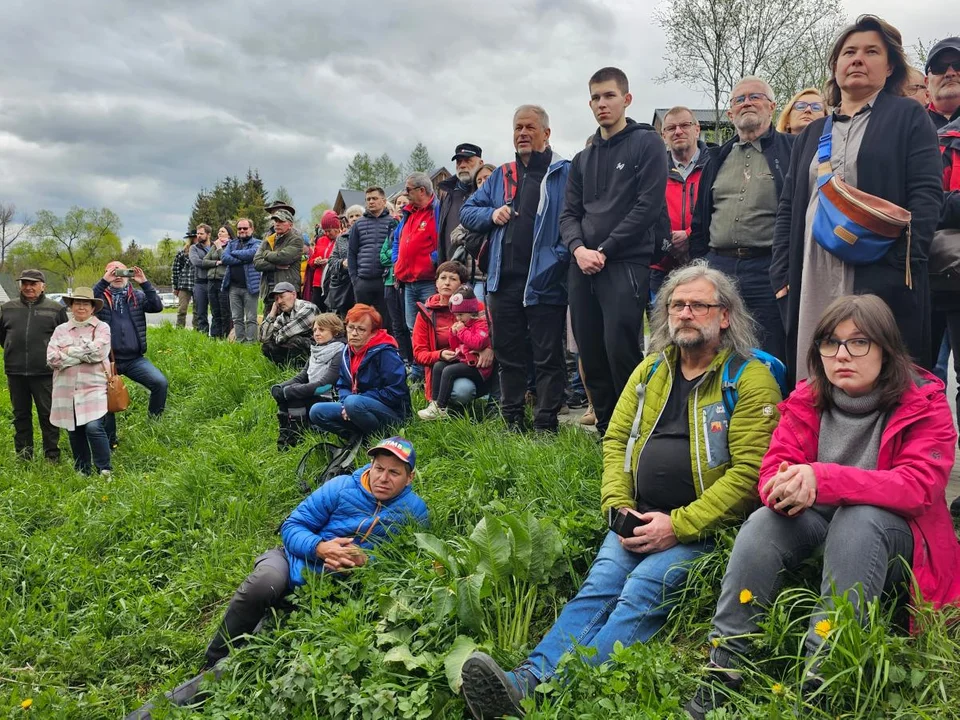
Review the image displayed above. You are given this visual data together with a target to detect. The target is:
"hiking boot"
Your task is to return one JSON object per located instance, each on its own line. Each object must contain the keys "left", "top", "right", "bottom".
{"left": 418, "top": 401, "right": 449, "bottom": 421}
{"left": 580, "top": 405, "right": 597, "bottom": 426}
{"left": 276, "top": 412, "right": 295, "bottom": 451}
{"left": 461, "top": 652, "right": 525, "bottom": 719}
{"left": 684, "top": 666, "right": 742, "bottom": 720}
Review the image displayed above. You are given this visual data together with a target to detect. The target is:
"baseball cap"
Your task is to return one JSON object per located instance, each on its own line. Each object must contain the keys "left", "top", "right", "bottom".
{"left": 451, "top": 143, "right": 482, "bottom": 161}
{"left": 925, "top": 37, "right": 960, "bottom": 73}
{"left": 367, "top": 436, "right": 416, "bottom": 470}
{"left": 269, "top": 281, "right": 297, "bottom": 297}
{"left": 17, "top": 269, "right": 45, "bottom": 283}
{"left": 270, "top": 209, "right": 295, "bottom": 224}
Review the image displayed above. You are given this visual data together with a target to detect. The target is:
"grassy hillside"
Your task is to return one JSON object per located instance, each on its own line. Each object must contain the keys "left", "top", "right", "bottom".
{"left": 0, "top": 327, "right": 957, "bottom": 718}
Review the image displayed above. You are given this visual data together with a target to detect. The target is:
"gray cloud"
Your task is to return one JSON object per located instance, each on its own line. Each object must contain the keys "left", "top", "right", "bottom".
{"left": 0, "top": 0, "right": 943, "bottom": 243}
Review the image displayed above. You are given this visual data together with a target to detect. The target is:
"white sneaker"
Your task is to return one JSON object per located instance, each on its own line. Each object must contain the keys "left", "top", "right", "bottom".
{"left": 100, "top": 469, "right": 112, "bottom": 478}
{"left": 417, "top": 401, "right": 449, "bottom": 421}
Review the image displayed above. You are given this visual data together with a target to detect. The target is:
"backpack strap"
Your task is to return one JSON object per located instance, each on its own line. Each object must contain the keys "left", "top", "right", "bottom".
{"left": 622, "top": 356, "right": 663, "bottom": 473}
{"left": 720, "top": 354, "right": 748, "bottom": 417}
{"left": 502, "top": 162, "right": 518, "bottom": 205}
{"left": 817, "top": 116, "right": 833, "bottom": 177}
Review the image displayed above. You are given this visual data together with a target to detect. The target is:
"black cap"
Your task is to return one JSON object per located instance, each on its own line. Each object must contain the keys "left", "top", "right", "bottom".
{"left": 184, "top": 231, "right": 197, "bottom": 239}
{"left": 451, "top": 143, "right": 482, "bottom": 161}
{"left": 17, "top": 269, "right": 45, "bottom": 283}
{"left": 926, "top": 37, "right": 960, "bottom": 73}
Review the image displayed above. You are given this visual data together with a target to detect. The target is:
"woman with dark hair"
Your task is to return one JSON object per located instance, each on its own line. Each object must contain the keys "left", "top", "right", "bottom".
{"left": 308, "top": 304, "right": 410, "bottom": 439}
{"left": 685, "top": 294, "right": 959, "bottom": 718}
{"left": 771, "top": 14, "right": 943, "bottom": 385}
{"left": 203, "top": 223, "right": 234, "bottom": 338}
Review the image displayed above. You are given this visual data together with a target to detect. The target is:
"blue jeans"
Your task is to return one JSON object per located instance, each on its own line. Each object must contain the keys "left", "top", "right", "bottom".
{"left": 67, "top": 416, "right": 112, "bottom": 474}
{"left": 403, "top": 280, "right": 437, "bottom": 333}
{"left": 308, "top": 395, "right": 403, "bottom": 437}
{"left": 104, "top": 356, "right": 169, "bottom": 444}
{"left": 522, "top": 531, "right": 710, "bottom": 682}
{"left": 705, "top": 252, "right": 785, "bottom": 362}
{"left": 473, "top": 281, "right": 486, "bottom": 303}
{"left": 933, "top": 332, "right": 950, "bottom": 382}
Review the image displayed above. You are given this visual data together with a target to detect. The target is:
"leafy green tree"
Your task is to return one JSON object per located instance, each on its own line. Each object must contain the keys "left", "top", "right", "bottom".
{"left": 189, "top": 169, "right": 268, "bottom": 232}
{"left": 272, "top": 186, "right": 294, "bottom": 206}
{"left": 343, "top": 152, "right": 376, "bottom": 190}
{"left": 310, "top": 202, "right": 332, "bottom": 229}
{"left": 21, "top": 206, "right": 123, "bottom": 287}
{"left": 372, "top": 154, "right": 403, "bottom": 187}
{"left": 404, "top": 142, "right": 434, "bottom": 174}
{"left": 0, "top": 202, "right": 31, "bottom": 270}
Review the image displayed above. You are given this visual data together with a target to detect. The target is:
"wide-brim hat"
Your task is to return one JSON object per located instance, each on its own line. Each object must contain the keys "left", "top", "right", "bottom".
{"left": 265, "top": 202, "right": 296, "bottom": 217}
{"left": 63, "top": 287, "right": 104, "bottom": 313}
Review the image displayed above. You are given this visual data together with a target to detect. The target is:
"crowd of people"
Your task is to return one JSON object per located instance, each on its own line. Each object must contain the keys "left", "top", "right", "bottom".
{"left": 2, "top": 12, "right": 960, "bottom": 718}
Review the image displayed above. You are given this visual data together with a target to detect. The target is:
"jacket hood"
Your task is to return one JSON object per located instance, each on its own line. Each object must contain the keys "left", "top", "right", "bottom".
{"left": 363, "top": 208, "right": 393, "bottom": 219}
{"left": 438, "top": 174, "right": 475, "bottom": 194}
{"left": 592, "top": 118, "right": 651, "bottom": 147}
{"left": 349, "top": 328, "right": 399, "bottom": 355}
{"left": 940, "top": 115, "right": 960, "bottom": 138}
{"left": 423, "top": 293, "right": 451, "bottom": 310}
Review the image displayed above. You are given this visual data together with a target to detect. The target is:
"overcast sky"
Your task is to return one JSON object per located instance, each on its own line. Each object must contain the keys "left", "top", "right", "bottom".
{"left": 0, "top": 0, "right": 947, "bottom": 245}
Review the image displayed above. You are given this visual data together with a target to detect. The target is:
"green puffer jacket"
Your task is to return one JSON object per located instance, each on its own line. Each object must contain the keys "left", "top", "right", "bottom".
{"left": 601, "top": 345, "right": 782, "bottom": 543}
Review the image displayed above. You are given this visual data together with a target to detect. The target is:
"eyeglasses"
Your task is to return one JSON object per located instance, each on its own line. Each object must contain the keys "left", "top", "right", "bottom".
{"left": 928, "top": 58, "right": 960, "bottom": 75}
{"left": 346, "top": 324, "right": 370, "bottom": 334}
{"left": 817, "top": 337, "right": 873, "bottom": 357}
{"left": 904, "top": 84, "right": 927, "bottom": 95}
{"left": 237, "top": 226, "right": 250, "bottom": 231}
{"left": 793, "top": 101, "right": 824, "bottom": 112}
{"left": 662, "top": 121, "right": 696, "bottom": 134}
{"left": 404, "top": 186, "right": 421, "bottom": 194}
{"left": 732, "top": 92, "right": 770, "bottom": 106}
{"left": 667, "top": 301, "right": 723, "bottom": 316}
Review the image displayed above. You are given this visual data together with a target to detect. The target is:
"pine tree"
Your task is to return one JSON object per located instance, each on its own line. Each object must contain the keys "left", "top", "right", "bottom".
{"left": 343, "top": 153, "right": 376, "bottom": 190}
{"left": 371, "top": 154, "right": 402, "bottom": 188}
{"left": 404, "top": 142, "right": 435, "bottom": 174}
{"left": 272, "top": 186, "right": 294, "bottom": 206}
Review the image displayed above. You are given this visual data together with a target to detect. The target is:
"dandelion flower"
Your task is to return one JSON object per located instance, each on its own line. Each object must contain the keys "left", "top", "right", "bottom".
{"left": 814, "top": 619, "right": 833, "bottom": 639}
{"left": 21, "top": 699, "right": 32, "bottom": 709}
{"left": 101, "top": 495, "right": 108, "bottom": 502}
{"left": 772, "top": 683, "right": 784, "bottom": 695}
{"left": 739, "top": 589, "right": 754, "bottom": 604}
{"left": 711, "top": 638, "right": 721, "bottom": 648}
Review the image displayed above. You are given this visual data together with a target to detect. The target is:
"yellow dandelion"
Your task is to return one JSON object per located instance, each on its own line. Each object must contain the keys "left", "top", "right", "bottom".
{"left": 101, "top": 495, "right": 108, "bottom": 502}
{"left": 772, "top": 683, "right": 784, "bottom": 695}
{"left": 711, "top": 638, "right": 721, "bottom": 648}
{"left": 739, "top": 588, "right": 754, "bottom": 604}
{"left": 21, "top": 698, "right": 32, "bottom": 709}
{"left": 814, "top": 619, "right": 833, "bottom": 639}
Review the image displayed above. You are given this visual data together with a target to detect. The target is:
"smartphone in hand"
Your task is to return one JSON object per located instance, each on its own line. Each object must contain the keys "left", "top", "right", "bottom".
{"left": 610, "top": 508, "right": 648, "bottom": 538}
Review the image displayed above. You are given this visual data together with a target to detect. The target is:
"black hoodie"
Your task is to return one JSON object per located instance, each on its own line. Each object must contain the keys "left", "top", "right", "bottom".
{"left": 560, "top": 118, "right": 668, "bottom": 265}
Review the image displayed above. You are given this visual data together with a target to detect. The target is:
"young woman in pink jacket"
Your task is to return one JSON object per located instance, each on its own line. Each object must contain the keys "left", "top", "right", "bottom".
{"left": 686, "top": 294, "right": 959, "bottom": 719}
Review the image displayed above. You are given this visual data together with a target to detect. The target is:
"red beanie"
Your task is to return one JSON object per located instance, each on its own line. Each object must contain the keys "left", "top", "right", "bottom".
{"left": 320, "top": 210, "right": 341, "bottom": 230}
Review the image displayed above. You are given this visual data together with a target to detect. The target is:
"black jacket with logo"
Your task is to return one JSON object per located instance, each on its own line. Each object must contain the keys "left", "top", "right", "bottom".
{"left": 560, "top": 119, "right": 669, "bottom": 265}
{"left": 0, "top": 294, "right": 69, "bottom": 376}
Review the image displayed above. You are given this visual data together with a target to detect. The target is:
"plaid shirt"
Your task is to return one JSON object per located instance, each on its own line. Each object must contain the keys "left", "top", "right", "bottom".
{"left": 171, "top": 249, "right": 196, "bottom": 291}
{"left": 259, "top": 299, "right": 317, "bottom": 345}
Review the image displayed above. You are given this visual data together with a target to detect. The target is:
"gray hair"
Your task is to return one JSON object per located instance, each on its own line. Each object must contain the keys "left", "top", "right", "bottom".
{"left": 406, "top": 172, "right": 433, "bottom": 193}
{"left": 646, "top": 260, "right": 759, "bottom": 359}
{"left": 731, "top": 76, "right": 775, "bottom": 103}
{"left": 345, "top": 204, "right": 364, "bottom": 216}
{"left": 513, "top": 104, "right": 550, "bottom": 130}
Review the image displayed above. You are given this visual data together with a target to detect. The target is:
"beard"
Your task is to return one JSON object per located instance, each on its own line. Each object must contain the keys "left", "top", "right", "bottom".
{"left": 670, "top": 321, "right": 720, "bottom": 349}
{"left": 457, "top": 167, "right": 479, "bottom": 184}
{"left": 734, "top": 111, "right": 763, "bottom": 134}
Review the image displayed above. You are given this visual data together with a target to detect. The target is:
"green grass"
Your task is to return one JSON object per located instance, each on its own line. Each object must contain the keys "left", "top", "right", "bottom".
{"left": 0, "top": 328, "right": 958, "bottom": 718}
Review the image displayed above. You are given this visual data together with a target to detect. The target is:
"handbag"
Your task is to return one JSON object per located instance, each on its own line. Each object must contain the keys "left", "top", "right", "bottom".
{"left": 105, "top": 350, "right": 130, "bottom": 413}
{"left": 812, "top": 116, "right": 914, "bottom": 287}
{"left": 929, "top": 228, "right": 960, "bottom": 292}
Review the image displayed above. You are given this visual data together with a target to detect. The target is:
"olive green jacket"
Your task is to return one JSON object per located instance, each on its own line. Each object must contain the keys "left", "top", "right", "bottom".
{"left": 601, "top": 345, "right": 782, "bottom": 543}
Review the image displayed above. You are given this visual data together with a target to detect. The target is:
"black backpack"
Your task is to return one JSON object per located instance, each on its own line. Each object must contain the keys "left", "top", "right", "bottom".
{"left": 294, "top": 436, "right": 363, "bottom": 495}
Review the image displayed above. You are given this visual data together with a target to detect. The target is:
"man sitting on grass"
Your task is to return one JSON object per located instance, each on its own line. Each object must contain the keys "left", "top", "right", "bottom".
{"left": 203, "top": 436, "right": 428, "bottom": 669}
{"left": 459, "top": 261, "right": 783, "bottom": 719}
{"left": 258, "top": 281, "right": 318, "bottom": 366}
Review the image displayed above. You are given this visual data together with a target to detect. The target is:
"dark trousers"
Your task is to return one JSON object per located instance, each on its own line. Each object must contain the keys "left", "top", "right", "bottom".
{"left": 705, "top": 251, "right": 785, "bottom": 362}
{"left": 487, "top": 278, "right": 566, "bottom": 430}
{"left": 930, "top": 295, "right": 960, "bottom": 425}
{"left": 204, "top": 547, "right": 294, "bottom": 669}
{"left": 7, "top": 374, "right": 60, "bottom": 460}
{"left": 104, "top": 356, "right": 169, "bottom": 445}
{"left": 67, "top": 416, "right": 112, "bottom": 474}
{"left": 193, "top": 280, "right": 210, "bottom": 334}
{"left": 310, "top": 286, "right": 326, "bottom": 313}
{"left": 569, "top": 262, "right": 648, "bottom": 434}
{"left": 208, "top": 280, "right": 231, "bottom": 338}
{"left": 384, "top": 284, "right": 413, "bottom": 363}
{"left": 262, "top": 336, "right": 312, "bottom": 367}
{"left": 431, "top": 360, "right": 486, "bottom": 407}
{"left": 353, "top": 276, "right": 386, "bottom": 320}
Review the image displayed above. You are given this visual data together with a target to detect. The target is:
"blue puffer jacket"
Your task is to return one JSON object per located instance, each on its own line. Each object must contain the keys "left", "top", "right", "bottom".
{"left": 93, "top": 279, "right": 163, "bottom": 360}
{"left": 459, "top": 150, "right": 571, "bottom": 306}
{"left": 349, "top": 209, "right": 397, "bottom": 283}
{"left": 280, "top": 466, "right": 429, "bottom": 585}
{"left": 337, "top": 330, "right": 411, "bottom": 417}
{"left": 221, "top": 237, "right": 263, "bottom": 294}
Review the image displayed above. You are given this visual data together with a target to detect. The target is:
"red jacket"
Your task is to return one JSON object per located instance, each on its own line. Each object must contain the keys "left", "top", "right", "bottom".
{"left": 412, "top": 294, "right": 488, "bottom": 399}
{"left": 654, "top": 145, "right": 709, "bottom": 273}
{"left": 759, "top": 371, "right": 960, "bottom": 612}
{"left": 450, "top": 317, "right": 493, "bottom": 380}
{"left": 304, "top": 235, "right": 335, "bottom": 291}
{"left": 394, "top": 202, "right": 439, "bottom": 283}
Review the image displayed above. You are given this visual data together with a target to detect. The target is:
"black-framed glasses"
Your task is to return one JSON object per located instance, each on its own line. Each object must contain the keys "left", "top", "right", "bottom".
{"left": 237, "top": 226, "right": 250, "bottom": 231}
{"left": 732, "top": 92, "right": 769, "bottom": 106}
{"left": 662, "top": 121, "right": 696, "bottom": 134}
{"left": 928, "top": 58, "right": 960, "bottom": 75}
{"left": 404, "top": 186, "right": 420, "bottom": 194}
{"left": 793, "top": 101, "right": 824, "bottom": 112}
{"left": 817, "top": 337, "right": 873, "bottom": 357}
{"left": 667, "top": 301, "right": 723, "bottom": 316}
{"left": 904, "top": 83, "right": 927, "bottom": 94}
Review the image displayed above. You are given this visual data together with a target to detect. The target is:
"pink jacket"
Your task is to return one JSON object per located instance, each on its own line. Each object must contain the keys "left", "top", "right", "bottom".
{"left": 759, "top": 370, "right": 960, "bottom": 612}
{"left": 449, "top": 317, "right": 493, "bottom": 380}
{"left": 47, "top": 319, "right": 112, "bottom": 431}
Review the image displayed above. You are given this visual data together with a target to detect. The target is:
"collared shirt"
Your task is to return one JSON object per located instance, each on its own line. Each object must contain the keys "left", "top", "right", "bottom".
{"left": 259, "top": 299, "right": 318, "bottom": 346}
{"left": 671, "top": 147, "right": 701, "bottom": 181}
{"left": 708, "top": 137, "right": 778, "bottom": 249}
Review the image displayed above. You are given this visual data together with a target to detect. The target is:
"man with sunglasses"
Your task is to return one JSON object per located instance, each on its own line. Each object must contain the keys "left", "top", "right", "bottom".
{"left": 689, "top": 76, "right": 795, "bottom": 364}
{"left": 925, "top": 37, "right": 960, "bottom": 129}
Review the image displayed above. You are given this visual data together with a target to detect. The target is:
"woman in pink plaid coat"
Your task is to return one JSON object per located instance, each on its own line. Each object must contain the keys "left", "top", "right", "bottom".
{"left": 47, "top": 288, "right": 113, "bottom": 476}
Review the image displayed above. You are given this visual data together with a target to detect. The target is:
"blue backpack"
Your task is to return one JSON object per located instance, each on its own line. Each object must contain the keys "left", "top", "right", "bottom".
{"left": 648, "top": 349, "right": 787, "bottom": 416}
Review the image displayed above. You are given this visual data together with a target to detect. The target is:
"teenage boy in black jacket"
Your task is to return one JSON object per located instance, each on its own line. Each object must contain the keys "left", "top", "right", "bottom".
{"left": 560, "top": 66, "right": 669, "bottom": 434}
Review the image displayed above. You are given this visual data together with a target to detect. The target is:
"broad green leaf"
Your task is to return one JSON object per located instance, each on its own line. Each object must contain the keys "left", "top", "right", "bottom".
{"left": 376, "top": 627, "right": 413, "bottom": 648}
{"left": 470, "top": 515, "right": 511, "bottom": 585}
{"left": 503, "top": 513, "right": 532, "bottom": 580}
{"left": 456, "top": 573, "right": 488, "bottom": 634}
{"left": 443, "top": 635, "right": 479, "bottom": 693}
{"left": 414, "top": 533, "right": 458, "bottom": 576}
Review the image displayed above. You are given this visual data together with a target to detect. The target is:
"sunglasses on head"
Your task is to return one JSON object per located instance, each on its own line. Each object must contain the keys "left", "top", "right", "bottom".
{"left": 929, "top": 57, "right": 960, "bottom": 75}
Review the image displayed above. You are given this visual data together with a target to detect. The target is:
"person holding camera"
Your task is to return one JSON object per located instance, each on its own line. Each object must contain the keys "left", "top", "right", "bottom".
{"left": 460, "top": 262, "right": 782, "bottom": 719}
{"left": 93, "top": 262, "right": 167, "bottom": 448}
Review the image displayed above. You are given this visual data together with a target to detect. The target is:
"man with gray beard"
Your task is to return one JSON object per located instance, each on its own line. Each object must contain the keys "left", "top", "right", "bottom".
{"left": 689, "top": 76, "right": 794, "bottom": 363}
{"left": 437, "top": 143, "right": 484, "bottom": 289}
{"left": 460, "top": 260, "right": 782, "bottom": 719}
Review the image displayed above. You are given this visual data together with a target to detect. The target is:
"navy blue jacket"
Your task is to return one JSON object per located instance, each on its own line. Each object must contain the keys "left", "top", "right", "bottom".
{"left": 460, "top": 150, "right": 571, "bottom": 306}
{"left": 221, "top": 237, "right": 263, "bottom": 293}
{"left": 348, "top": 209, "right": 397, "bottom": 283}
{"left": 93, "top": 279, "right": 163, "bottom": 360}
{"left": 337, "top": 332, "right": 411, "bottom": 417}
{"left": 688, "top": 125, "right": 795, "bottom": 258}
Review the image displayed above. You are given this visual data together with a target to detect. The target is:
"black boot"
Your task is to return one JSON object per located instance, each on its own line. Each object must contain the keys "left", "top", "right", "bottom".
{"left": 287, "top": 411, "right": 310, "bottom": 448}
{"left": 277, "top": 412, "right": 295, "bottom": 451}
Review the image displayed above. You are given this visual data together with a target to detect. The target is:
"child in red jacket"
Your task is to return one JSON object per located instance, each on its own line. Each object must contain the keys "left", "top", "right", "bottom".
{"left": 418, "top": 286, "right": 492, "bottom": 420}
